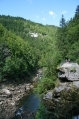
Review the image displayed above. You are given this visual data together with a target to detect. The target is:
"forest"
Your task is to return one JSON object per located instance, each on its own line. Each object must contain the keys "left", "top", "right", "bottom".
{"left": 0, "top": 13, "right": 57, "bottom": 82}
{"left": 0, "top": 4, "right": 79, "bottom": 91}
{"left": 0, "top": 4, "right": 79, "bottom": 86}
{"left": 0, "top": 4, "right": 79, "bottom": 119}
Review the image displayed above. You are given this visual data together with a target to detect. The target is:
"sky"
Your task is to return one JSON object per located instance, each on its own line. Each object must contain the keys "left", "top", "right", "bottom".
{"left": 0, "top": 0, "right": 79, "bottom": 26}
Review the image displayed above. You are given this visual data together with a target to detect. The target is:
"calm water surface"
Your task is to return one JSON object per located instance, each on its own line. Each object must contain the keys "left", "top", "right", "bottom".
{"left": 12, "top": 93, "right": 40, "bottom": 119}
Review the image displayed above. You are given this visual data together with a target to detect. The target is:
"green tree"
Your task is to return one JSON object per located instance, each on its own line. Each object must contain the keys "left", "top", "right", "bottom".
{"left": 0, "top": 23, "right": 5, "bottom": 37}
{"left": 60, "top": 15, "right": 66, "bottom": 28}
{"left": 56, "top": 15, "right": 68, "bottom": 60}
{"left": 75, "top": 5, "right": 79, "bottom": 18}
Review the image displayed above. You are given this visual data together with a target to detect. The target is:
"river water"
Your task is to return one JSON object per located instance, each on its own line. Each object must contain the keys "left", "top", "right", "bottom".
{"left": 12, "top": 93, "right": 40, "bottom": 119}
{"left": 12, "top": 94, "right": 79, "bottom": 119}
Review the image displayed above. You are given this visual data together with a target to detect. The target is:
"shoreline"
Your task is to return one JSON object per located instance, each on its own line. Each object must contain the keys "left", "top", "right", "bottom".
{"left": 0, "top": 81, "right": 34, "bottom": 119}
{"left": 0, "top": 69, "right": 42, "bottom": 119}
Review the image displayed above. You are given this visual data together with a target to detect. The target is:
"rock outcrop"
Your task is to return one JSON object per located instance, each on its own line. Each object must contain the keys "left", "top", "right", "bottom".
{"left": 43, "top": 81, "right": 79, "bottom": 118}
{"left": 43, "top": 63, "right": 79, "bottom": 118}
{"left": 58, "top": 62, "right": 79, "bottom": 81}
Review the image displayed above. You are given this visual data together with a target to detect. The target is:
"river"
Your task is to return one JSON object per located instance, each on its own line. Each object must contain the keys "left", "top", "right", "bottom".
{"left": 11, "top": 69, "right": 42, "bottom": 119}
{"left": 11, "top": 68, "right": 79, "bottom": 119}
{"left": 12, "top": 93, "right": 40, "bottom": 119}
{"left": 12, "top": 92, "right": 79, "bottom": 119}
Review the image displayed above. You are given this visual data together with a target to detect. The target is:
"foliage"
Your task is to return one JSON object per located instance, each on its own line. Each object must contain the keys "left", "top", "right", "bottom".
{"left": 0, "top": 15, "right": 58, "bottom": 83}
{"left": 0, "top": 24, "right": 38, "bottom": 82}
{"left": 56, "top": 5, "right": 79, "bottom": 63}
{"left": 2, "top": 57, "right": 27, "bottom": 81}
{"left": 35, "top": 77, "right": 55, "bottom": 96}
{"left": 0, "top": 4, "right": 79, "bottom": 93}
{"left": 0, "top": 4, "right": 79, "bottom": 119}
{"left": 35, "top": 103, "right": 48, "bottom": 119}
{"left": 35, "top": 5, "right": 79, "bottom": 119}
{"left": 0, "top": 23, "right": 5, "bottom": 37}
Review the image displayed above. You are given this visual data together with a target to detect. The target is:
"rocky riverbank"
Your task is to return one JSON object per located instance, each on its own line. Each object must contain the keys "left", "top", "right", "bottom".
{"left": 0, "top": 69, "right": 42, "bottom": 119}
{"left": 0, "top": 82, "right": 35, "bottom": 119}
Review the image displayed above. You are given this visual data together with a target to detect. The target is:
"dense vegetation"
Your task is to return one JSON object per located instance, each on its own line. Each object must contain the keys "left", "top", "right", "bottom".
{"left": 0, "top": 4, "right": 79, "bottom": 119}
{"left": 0, "top": 24, "right": 38, "bottom": 82}
{"left": 0, "top": 5, "right": 79, "bottom": 86}
{"left": 56, "top": 5, "right": 79, "bottom": 63}
{"left": 35, "top": 5, "right": 79, "bottom": 119}
{"left": 0, "top": 15, "right": 57, "bottom": 82}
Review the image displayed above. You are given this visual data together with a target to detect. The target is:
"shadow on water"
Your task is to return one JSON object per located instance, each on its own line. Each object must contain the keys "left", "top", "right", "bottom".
{"left": 12, "top": 93, "right": 40, "bottom": 119}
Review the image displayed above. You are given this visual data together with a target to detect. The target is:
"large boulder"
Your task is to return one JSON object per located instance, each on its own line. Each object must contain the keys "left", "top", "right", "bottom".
{"left": 58, "top": 62, "right": 79, "bottom": 81}
{"left": 43, "top": 81, "right": 79, "bottom": 118}
{"left": 2, "top": 88, "right": 12, "bottom": 97}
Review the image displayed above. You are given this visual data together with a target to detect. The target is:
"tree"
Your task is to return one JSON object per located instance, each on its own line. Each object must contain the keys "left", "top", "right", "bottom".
{"left": 0, "top": 23, "right": 5, "bottom": 37}
{"left": 75, "top": 5, "right": 79, "bottom": 18}
{"left": 60, "top": 15, "right": 66, "bottom": 28}
{"left": 56, "top": 15, "right": 68, "bottom": 59}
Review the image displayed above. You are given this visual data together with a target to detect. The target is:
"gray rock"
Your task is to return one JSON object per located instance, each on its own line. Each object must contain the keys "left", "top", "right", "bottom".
{"left": 2, "top": 88, "right": 11, "bottom": 96}
{"left": 73, "top": 81, "right": 79, "bottom": 88}
{"left": 43, "top": 91, "right": 53, "bottom": 100}
{"left": 58, "top": 62, "right": 79, "bottom": 81}
{"left": 30, "top": 85, "right": 34, "bottom": 89}
{"left": 43, "top": 80, "right": 79, "bottom": 118}
{"left": 0, "top": 101, "right": 3, "bottom": 105}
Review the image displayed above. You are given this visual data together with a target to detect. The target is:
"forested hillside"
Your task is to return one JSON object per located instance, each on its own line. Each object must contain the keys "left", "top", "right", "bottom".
{"left": 35, "top": 5, "right": 79, "bottom": 119}
{"left": 0, "top": 24, "right": 38, "bottom": 82}
{"left": 35, "top": 5, "right": 79, "bottom": 96}
{"left": 0, "top": 4, "right": 79, "bottom": 119}
{"left": 0, "top": 5, "right": 79, "bottom": 88}
{"left": 0, "top": 15, "right": 57, "bottom": 82}
{"left": 56, "top": 5, "right": 79, "bottom": 63}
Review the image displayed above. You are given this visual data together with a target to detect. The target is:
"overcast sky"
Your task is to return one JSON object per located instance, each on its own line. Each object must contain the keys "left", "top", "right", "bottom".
{"left": 0, "top": 0, "right": 79, "bottom": 26}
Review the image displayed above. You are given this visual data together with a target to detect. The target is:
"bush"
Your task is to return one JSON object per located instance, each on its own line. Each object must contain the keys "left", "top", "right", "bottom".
{"left": 2, "top": 57, "right": 28, "bottom": 81}
{"left": 35, "top": 77, "right": 55, "bottom": 96}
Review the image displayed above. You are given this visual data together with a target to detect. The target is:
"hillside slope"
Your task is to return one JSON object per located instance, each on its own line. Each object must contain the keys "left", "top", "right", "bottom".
{"left": 0, "top": 15, "right": 58, "bottom": 82}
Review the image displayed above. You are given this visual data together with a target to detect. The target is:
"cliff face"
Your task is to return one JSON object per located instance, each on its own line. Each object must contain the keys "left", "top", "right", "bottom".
{"left": 43, "top": 63, "right": 79, "bottom": 118}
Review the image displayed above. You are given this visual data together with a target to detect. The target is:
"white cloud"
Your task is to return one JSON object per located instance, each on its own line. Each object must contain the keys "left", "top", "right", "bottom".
{"left": 42, "top": 18, "right": 46, "bottom": 21}
{"left": 49, "top": 11, "right": 54, "bottom": 16}
{"left": 49, "top": 11, "right": 57, "bottom": 18}
{"left": 62, "top": 10, "right": 67, "bottom": 15}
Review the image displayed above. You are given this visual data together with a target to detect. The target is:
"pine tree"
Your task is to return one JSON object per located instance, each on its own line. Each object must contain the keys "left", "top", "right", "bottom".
{"left": 75, "top": 5, "right": 79, "bottom": 18}
{"left": 60, "top": 15, "right": 66, "bottom": 28}
{"left": 56, "top": 15, "right": 68, "bottom": 60}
